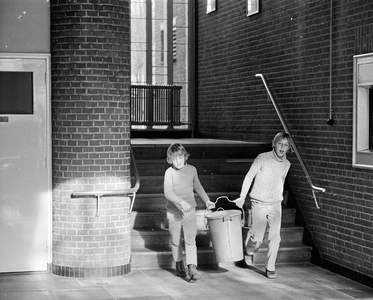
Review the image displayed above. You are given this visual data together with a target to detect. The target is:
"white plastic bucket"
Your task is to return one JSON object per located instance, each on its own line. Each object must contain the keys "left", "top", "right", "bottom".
{"left": 205, "top": 209, "right": 243, "bottom": 263}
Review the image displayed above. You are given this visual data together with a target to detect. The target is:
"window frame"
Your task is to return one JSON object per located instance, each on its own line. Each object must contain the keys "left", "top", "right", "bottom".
{"left": 353, "top": 53, "right": 373, "bottom": 169}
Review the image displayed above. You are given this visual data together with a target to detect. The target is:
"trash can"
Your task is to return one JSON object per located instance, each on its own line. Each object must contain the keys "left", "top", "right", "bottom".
{"left": 205, "top": 209, "right": 243, "bottom": 263}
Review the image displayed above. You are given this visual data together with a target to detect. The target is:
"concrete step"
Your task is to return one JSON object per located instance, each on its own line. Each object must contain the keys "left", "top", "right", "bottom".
{"left": 131, "top": 192, "right": 241, "bottom": 211}
{"left": 131, "top": 191, "right": 289, "bottom": 211}
{"left": 130, "top": 243, "right": 311, "bottom": 269}
{"left": 136, "top": 158, "right": 254, "bottom": 176}
{"left": 131, "top": 228, "right": 212, "bottom": 248}
{"left": 221, "top": 243, "right": 312, "bottom": 267}
{"left": 131, "top": 224, "right": 304, "bottom": 250}
{"left": 131, "top": 140, "right": 271, "bottom": 160}
{"left": 130, "top": 207, "right": 296, "bottom": 230}
{"left": 136, "top": 174, "right": 249, "bottom": 193}
{"left": 131, "top": 246, "right": 217, "bottom": 268}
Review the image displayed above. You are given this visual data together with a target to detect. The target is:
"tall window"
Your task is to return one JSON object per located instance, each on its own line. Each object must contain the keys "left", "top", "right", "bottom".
{"left": 131, "top": 0, "right": 190, "bottom": 125}
{"left": 353, "top": 53, "right": 373, "bottom": 169}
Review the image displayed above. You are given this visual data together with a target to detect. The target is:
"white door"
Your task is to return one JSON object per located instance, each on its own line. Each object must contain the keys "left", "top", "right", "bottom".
{"left": 0, "top": 54, "right": 51, "bottom": 272}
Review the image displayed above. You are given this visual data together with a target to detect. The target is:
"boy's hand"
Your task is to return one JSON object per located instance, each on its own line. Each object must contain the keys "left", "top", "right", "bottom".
{"left": 180, "top": 200, "right": 192, "bottom": 212}
{"left": 234, "top": 196, "right": 245, "bottom": 208}
{"left": 205, "top": 200, "right": 215, "bottom": 210}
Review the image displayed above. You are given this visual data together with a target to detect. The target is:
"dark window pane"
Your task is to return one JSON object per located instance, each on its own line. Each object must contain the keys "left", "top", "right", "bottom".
{"left": 0, "top": 72, "right": 33, "bottom": 114}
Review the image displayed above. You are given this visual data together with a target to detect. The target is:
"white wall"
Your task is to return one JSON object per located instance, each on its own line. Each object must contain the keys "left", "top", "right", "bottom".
{"left": 0, "top": 0, "right": 50, "bottom": 53}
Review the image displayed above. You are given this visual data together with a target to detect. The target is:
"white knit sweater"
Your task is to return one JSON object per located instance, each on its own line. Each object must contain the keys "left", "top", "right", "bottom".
{"left": 239, "top": 150, "right": 291, "bottom": 203}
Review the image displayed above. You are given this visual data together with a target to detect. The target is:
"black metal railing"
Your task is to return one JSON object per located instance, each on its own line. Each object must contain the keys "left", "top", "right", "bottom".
{"left": 130, "top": 84, "right": 183, "bottom": 128}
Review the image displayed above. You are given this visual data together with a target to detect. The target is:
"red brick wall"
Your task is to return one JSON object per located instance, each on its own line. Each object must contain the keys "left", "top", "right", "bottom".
{"left": 195, "top": 0, "right": 373, "bottom": 279}
{"left": 51, "top": 0, "right": 131, "bottom": 277}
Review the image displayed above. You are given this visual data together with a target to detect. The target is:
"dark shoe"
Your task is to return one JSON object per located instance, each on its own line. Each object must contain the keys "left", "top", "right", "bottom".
{"left": 234, "top": 259, "right": 248, "bottom": 268}
{"left": 188, "top": 264, "right": 202, "bottom": 281}
{"left": 266, "top": 269, "right": 277, "bottom": 279}
{"left": 176, "top": 260, "right": 186, "bottom": 277}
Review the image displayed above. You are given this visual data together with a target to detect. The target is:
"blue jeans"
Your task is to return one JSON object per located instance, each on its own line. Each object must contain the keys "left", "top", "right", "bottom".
{"left": 246, "top": 200, "right": 282, "bottom": 271}
{"left": 167, "top": 208, "right": 197, "bottom": 266}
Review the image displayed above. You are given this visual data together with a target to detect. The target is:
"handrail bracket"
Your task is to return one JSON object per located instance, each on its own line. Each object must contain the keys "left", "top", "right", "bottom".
{"left": 70, "top": 145, "right": 140, "bottom": 217}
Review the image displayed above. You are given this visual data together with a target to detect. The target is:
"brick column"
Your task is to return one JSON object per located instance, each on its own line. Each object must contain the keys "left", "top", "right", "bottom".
{"left": 50, "top": 0, "right": 131, "bottom": 277}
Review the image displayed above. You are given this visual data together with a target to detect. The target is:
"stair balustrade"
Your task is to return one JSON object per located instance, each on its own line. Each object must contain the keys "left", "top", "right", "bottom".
{"left": 256, "top": 73, "right": 326, "bottom": 209}
{"left": 130, "top": 84, "right": 186, "bottom": 128}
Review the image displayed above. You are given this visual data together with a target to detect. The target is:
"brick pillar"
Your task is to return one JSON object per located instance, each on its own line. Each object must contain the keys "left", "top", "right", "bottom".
{"left": 50, "top": 0, "right": 131, "bottom": 277}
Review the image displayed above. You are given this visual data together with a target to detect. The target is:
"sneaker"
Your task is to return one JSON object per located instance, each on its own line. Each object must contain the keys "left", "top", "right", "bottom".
{"left": 176, "top": 260, "right": 186, "bottom": 277}
{"left": 188, "top": 264, "right": 202, "bottom": 281}
{"left": 266, "top": 269, "right": 277, "bottom": 279}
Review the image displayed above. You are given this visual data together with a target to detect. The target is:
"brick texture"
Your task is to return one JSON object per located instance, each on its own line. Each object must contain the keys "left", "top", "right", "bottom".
{"left": 195, "top": 0, "right": 373, "bottom": 278}
{"left": 50, "top": 0, "right": 131, "bottom": 277}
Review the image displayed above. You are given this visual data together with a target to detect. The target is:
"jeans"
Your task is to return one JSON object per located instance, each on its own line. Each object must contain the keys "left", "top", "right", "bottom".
{"left": 246, "top": 200, "right": 282, "bottom": 271}
{"left": 167, "top": 208, "right": 197, "bottom": 266}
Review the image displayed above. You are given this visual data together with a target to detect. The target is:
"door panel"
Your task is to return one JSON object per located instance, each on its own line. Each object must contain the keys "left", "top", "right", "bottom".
{"left": 0, "top": 56, "right": 50, "bottom": 272}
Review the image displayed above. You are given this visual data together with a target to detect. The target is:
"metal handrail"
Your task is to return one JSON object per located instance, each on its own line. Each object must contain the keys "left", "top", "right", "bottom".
{"left": 71, "top": 145, "right": 141, "bottom": 216}
{"left": 256, "top": 73, "right": 326, "bottom": 209}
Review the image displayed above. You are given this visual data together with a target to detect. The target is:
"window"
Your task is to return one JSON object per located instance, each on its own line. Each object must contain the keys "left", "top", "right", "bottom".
{"left": 206, "top": 0, "right": 216, "bottom": 14}
{"left": 130, "top": 0, "right": 191, "bottom": 127}
{"left": 353, "top": 53, "right": 373, "bottom": 168}
{"left": 0, "top": 71, "right": 33, "bottom": 114}
{"left": 247, "top": 0, "right": 259, "bottom": 16}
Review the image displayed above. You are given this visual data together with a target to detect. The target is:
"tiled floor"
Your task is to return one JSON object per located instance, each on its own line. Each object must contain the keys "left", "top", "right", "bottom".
{"left": 1, "top": 263, "right": 373, "bottom": 300}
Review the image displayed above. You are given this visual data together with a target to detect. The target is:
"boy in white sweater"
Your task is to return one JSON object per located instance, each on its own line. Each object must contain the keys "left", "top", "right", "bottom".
{"left": 235, "top": 132, "right": 292, "bottom": 279}
{"left": 164, "top": 143, "right": 215, "bottom": 281}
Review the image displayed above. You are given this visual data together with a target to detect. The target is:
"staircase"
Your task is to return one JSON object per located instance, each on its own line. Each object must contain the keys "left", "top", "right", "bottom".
{"left": 130, "top": 139, "right": 312, "bottom": 268}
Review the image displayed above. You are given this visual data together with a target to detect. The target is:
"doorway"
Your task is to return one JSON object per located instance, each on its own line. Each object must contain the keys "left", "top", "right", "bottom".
{"left": 0, "top": 54, "right": 51, "bottom": 272}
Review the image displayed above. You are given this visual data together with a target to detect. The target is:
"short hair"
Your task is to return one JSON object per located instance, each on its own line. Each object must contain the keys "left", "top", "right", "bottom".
{"left": 272, "top": 131, "right": 294, "bottom": 152}
{"left": 166, "top": 143, "right": 190, "bottom": 164}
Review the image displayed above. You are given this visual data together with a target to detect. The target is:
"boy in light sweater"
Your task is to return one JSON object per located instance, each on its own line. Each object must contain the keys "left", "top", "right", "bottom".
{"left": 164, "top": 143, "right": 215, "bottom": 281}
{"left": 235, "top": 132, "right": 292, "bottom": 279}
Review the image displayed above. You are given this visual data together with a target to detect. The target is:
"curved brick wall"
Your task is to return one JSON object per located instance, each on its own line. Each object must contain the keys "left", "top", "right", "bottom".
{"left": 50, "top": 0, "right": 131, "bottom": 277}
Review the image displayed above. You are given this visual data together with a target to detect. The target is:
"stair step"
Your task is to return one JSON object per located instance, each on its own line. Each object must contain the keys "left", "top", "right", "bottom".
{"left": 136, "top": 158, "right": 254, "bottom": 176}
{"left": 130, "top": 207, "right": 296, "bottom": 230}
{"left": 130, "top": 211, "right": 167, "bottom": 230}
{"left": 136, "top": 174, "right": 247, "bottom": 193}
{"left": 220, "top": 243, "right": 312, "bottom": 267}
{"left": 131, "top": 246, "right": 217, "bottom": 268}
{"left": 130, "top": 243, "right": 311, "bottom": 269}
{"left": 242, "top": 225, "right": 305, "bottom": 244}
{"left": 131, "top": 225, "right": 304, "bottom": 250}
{"left": 131, "top": 140, "right": 271, "bottom": 160}
{"left": 132, "top": 191, "right": 289, "bottom": 211}
{"left": 131, "top": 228, "right": 212, "bottom": 248}
{"left": 131, "top": 192, "right": 241, "bottom": 211}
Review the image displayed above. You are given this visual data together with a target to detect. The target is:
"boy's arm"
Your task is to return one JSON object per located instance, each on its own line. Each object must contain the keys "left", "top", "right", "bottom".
{"left": 239, "top": 155, "right": 262, "bottom": 199}
{"left": 192, "top": 167, "right": 210, "bottom": 204}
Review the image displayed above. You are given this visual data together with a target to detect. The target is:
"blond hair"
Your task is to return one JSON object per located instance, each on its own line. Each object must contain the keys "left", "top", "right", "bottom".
{"left": 166, "top": 143, "right": 190, "bottom": 164}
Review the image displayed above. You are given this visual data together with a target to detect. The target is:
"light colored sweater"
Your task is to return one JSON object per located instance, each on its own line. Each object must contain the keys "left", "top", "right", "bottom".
{"left": 240, "top": 150, "right": 291, "bottom": 203}
{"left": 164, "top": 164, "right": 209, "bottom": 212}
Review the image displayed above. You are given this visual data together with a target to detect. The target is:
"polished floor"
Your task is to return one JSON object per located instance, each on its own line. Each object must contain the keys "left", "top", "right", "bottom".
{"left": 1, "top": 263, "right": 373, "bottom": 300}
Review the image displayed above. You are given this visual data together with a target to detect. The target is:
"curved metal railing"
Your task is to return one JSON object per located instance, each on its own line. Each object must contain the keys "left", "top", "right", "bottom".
{"left": 256, "top": 73, "right": 326, "bottom": 209}
{"left": 70, "top": 145, "right": 141, "bottom": 216}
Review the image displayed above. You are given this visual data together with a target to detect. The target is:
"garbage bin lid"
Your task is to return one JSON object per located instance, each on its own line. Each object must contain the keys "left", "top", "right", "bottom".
{"left": 205, "top": 209, "right": 242, "bottom": 220}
